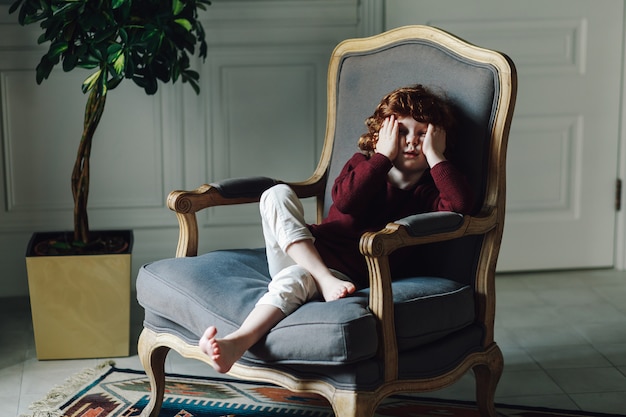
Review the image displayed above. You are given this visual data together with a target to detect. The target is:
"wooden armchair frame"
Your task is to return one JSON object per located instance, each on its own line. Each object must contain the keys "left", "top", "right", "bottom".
{"left": 138, "top": 25, "right": 517, "bottom": 417}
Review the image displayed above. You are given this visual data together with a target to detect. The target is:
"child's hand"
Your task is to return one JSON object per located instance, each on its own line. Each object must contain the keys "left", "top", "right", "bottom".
{"left": 375, "top": 116, "right": 399, "bottom": 160}
{"left": 422, "top": 123, "right": 447, "bottom": 167}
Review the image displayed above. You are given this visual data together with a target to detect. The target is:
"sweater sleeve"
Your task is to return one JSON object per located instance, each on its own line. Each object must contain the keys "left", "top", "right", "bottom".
{"left": 428, "top": 161, "right": 475, "bottom": 214}
{"left": 331, "top": 153, "right": 393, "bottom": 214}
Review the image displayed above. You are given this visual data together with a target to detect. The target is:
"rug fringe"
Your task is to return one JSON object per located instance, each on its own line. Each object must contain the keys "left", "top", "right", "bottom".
{"left": 20, "top": 359, "right": 116, "bottom": 417}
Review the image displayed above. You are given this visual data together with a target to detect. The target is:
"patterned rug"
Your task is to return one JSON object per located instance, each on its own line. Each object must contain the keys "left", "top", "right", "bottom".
{"left": 21, "top": 361, "right": 625, "bottom": 417}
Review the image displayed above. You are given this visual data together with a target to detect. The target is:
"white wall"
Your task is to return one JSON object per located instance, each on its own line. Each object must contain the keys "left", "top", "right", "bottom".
{"left": 0, "top": 0, "right": 364, "bottom": 297}
{"left": 4, "top": 0, "right": 626, "bottom": 298}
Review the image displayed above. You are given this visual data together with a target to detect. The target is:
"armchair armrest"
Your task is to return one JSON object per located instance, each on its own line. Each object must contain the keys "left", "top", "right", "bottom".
{"left": 361, "top": 209, "right": 498, "bottom": 258}
{"left": 209, "top": 177, "right": 279, "bottom": 199}
{"left": 167, "top": 175, "right": 327, "bottom": 258}
{"left": 395, "top": 212, "right": 465, "bottom": 237}
{"left": 360, "top": 209, "right": 500, "bottom": 382}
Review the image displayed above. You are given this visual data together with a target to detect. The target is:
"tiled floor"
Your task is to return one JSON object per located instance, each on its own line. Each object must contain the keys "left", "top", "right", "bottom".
{"left": 2, "top": 269, "right": 626, "bottom": 416}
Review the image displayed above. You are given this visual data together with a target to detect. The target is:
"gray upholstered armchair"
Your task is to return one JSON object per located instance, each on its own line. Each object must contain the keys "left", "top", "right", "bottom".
{"left": 136, "top": 25, "right": 517, "bottom": 417}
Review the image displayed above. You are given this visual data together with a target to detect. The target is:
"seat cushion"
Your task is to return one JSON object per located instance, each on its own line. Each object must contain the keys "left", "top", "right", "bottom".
{"left": 136, "top": 248, "right": 475, "bottom": 365}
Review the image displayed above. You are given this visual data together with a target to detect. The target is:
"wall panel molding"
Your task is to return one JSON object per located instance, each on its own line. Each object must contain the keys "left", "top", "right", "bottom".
{"left": 507, "top": 115, "right": 583, "bottom": 220}
{"left": 429, "top": 18, "right": 587, "bottom": 75}
{"left": 0, "top": 66, "right": 184, "bottom": 232}
{"left": 196, "top": 45, "right": 332, "bottom": 226}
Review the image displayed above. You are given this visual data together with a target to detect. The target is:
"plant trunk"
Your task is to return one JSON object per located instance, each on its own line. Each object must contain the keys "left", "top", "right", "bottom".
{"left": 72, "top": 88, "right": 107, "bottom": 244}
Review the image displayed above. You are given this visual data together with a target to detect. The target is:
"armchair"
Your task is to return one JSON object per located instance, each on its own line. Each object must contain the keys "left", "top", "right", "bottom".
{"left": 136, "top": 25, "right": 517, "bottom": 417}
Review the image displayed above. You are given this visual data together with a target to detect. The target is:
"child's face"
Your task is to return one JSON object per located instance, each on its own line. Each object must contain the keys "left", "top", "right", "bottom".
{"left": 392, "top": 116, "right": 430, "bottom": 173}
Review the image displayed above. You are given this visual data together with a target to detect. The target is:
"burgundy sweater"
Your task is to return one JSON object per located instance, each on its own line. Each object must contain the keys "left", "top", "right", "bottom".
{"left": 308, "top": 152, "right": 474, "bottom": 288}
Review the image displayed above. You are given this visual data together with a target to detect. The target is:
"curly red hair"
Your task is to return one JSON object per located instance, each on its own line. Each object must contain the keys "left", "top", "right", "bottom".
{"left": 358, "top": 85, "right": 455, "bottom": 156}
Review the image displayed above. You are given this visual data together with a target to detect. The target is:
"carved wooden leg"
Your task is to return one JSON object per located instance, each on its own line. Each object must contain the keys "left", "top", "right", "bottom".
{"left": 473, "top": 344, "right": 504, "bottom": 417}
{"left": 331, "top": 390, "right": 378, "bottom": 417}
{"left": 138, "top": 329, "right": 171, "bottom": 417}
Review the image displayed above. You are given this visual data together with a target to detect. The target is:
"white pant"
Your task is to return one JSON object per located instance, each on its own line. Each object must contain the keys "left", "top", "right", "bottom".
{"left": 256, "top": 184, "right": 349, "bottom": 315}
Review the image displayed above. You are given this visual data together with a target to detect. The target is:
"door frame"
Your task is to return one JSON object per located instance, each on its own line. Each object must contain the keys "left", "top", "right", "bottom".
{"left": 614, "top": 9, "right": 626, "bottom": 270}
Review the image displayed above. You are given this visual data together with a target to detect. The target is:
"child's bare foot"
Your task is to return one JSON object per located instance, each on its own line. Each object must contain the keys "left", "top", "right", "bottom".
{"left": 198, "top": 326, "right": 245, "bottom": 374}
{"left": 316, "top": 274, "right": 356, "bottom": 301}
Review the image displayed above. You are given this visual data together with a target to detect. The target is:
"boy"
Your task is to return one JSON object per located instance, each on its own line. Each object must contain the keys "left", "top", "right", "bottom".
{"left": 199, "top": 84, "right": 474, "bottom": 373}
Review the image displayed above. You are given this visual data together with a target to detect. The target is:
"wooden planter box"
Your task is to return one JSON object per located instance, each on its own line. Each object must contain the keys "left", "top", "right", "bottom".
{"left": 25, "top": 230, "right": 133, "bottom": 360}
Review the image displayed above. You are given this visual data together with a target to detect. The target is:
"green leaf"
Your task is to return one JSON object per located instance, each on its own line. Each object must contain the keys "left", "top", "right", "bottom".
{"left": 112, "top": 52, "right": 125, "bottom": 75}
{"left": 82, "top": 69, "right": 102, "bottom": 94}
{"left": 172, "top": 0, "right": 185, "bottom": 16}
{"left": 98, "top": 70, "right": 108, "bottom": 95}
{"left": 8, "top": 0, "right": 24, "bottom": 15}
{"left": 77, "top": 53, "right": 101, "bottom": 70}
{"left": 106, "top": 43, "right": 123, "bottom": 61}
{"left": 174, "top": 18, "right": 192, "bottom": 31}
{"left": 141, "top": 26, "right": 163, "bottom": 50}
{"left": 131, "top": 74, "right": 148, "bottom": 89}
{"left": 47, "top": 40, "right": 68, "bottom": 60}
{"left": 118, "top": 27, "right": 128, "bottom": 44}
{"left": 182, "top": 70, "right": 200, "bottom": 94}
{"left": 35, "top": 54, "right": 55, "bottom": 84}
{"left": 107, "top": 76, "right": 123, "bottom": 90}
{"left": 90, "top": 47, "right": 104, "bottom": 62}
{"left": 199, "top": 40, "right": 207, "bottom": 59}
{"left": 92, "top": 27, "right": 118, "bottom": 44}
{"left": 62, "top": 53, "right": 78, "bottom": 71}
{"left": 197, "top": 0, "right": 211, "bottom": 11}
{"left": 145, "top": 78, "right": 158, "bottom": 94}
{"left": 112, "top": 0, "right": 127, "bottom": 9}
{"left": 51, "top": 241, "right": 72, "bottom": 250}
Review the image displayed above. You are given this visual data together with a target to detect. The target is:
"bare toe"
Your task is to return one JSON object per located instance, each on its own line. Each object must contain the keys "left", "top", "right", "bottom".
{"left": 199, "top": 326, "right": 218, "bottom": 355}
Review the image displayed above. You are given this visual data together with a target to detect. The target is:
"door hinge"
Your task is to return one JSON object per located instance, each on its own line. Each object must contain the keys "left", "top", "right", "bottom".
{"left": 617, "top": 178, "right": 622, "bottom": 211}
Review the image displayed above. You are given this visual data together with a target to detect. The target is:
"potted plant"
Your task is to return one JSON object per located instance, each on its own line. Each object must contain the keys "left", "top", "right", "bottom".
{"left": 10, "top": 0, "right": 210, "bottom": 359}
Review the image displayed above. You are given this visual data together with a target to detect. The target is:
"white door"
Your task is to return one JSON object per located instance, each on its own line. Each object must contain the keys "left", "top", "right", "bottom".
{"left": 385, "top": 0, "right": 624, "bottom": 271}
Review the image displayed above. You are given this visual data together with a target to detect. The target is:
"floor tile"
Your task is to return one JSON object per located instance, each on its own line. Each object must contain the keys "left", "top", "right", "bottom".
{"left": 555, "top": 302, "right": 626, "bottom": 325}
{"left": 569, "top": 391, "right": 626, "bottom": 414}
{"left": 495, "top": 287, "right": 545, "bottom": 308}
{"left": 17, "top": 393, "right": 42, "bottom": 417}
{"left": 546, "top": 367, "right": 626, "bottom": 394}
{"left": 0, "top": 363, "right": 23, "bottom": 398}
{"left": 593, "top": 344, "right": 626, "bottom": 367}
{"left": 528, "top": 345, "right": 613, "bottom": 369}
{"left": 20, "top": 358, "right": 98, "bottom": 395}
{"left": 575, "top": 322, "right": 626, "bottom": 345}
{"left": 592, "top": 283, "right": 626, "bottom": 307}
{"left": 495, "top": 275, "right": 531, "bottom": 291}
{"left": 496, "top": 394, "right": 579, "bottom": 411}
{"left": 495, "top": 370, "right": 564, "bottom": 398}
{"left": 497, "top": 306, "right": 563, "bottom": 328}
{"left": 494, "top": 327, "right": 521, "bottom": 348}
{"left": 516, "top": 271, "right": 590, "bottom": 289}
{"left": 0, "top": 397, "right": 19, "bottom": 417}
{"left": 500, "top": 346, "right": 541, "bottom": 371}
{"left": 111, "top": 355, "right": 143, "bottom": 370}
{"left": 507, "top": 325, "right": 590, "bottom": 349}
{"left": 533, "top": 287, "right": 606, "bottom": 307}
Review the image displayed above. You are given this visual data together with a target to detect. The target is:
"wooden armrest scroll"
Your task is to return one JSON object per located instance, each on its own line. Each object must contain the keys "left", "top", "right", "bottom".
{"left": 168, "top": 177, "right": 279, "bottom": 215}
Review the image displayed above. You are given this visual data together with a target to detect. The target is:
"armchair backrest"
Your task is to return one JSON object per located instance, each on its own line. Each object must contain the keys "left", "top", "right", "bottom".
{"left": 317, "top": 26, "right": 516, "bottom": 285}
